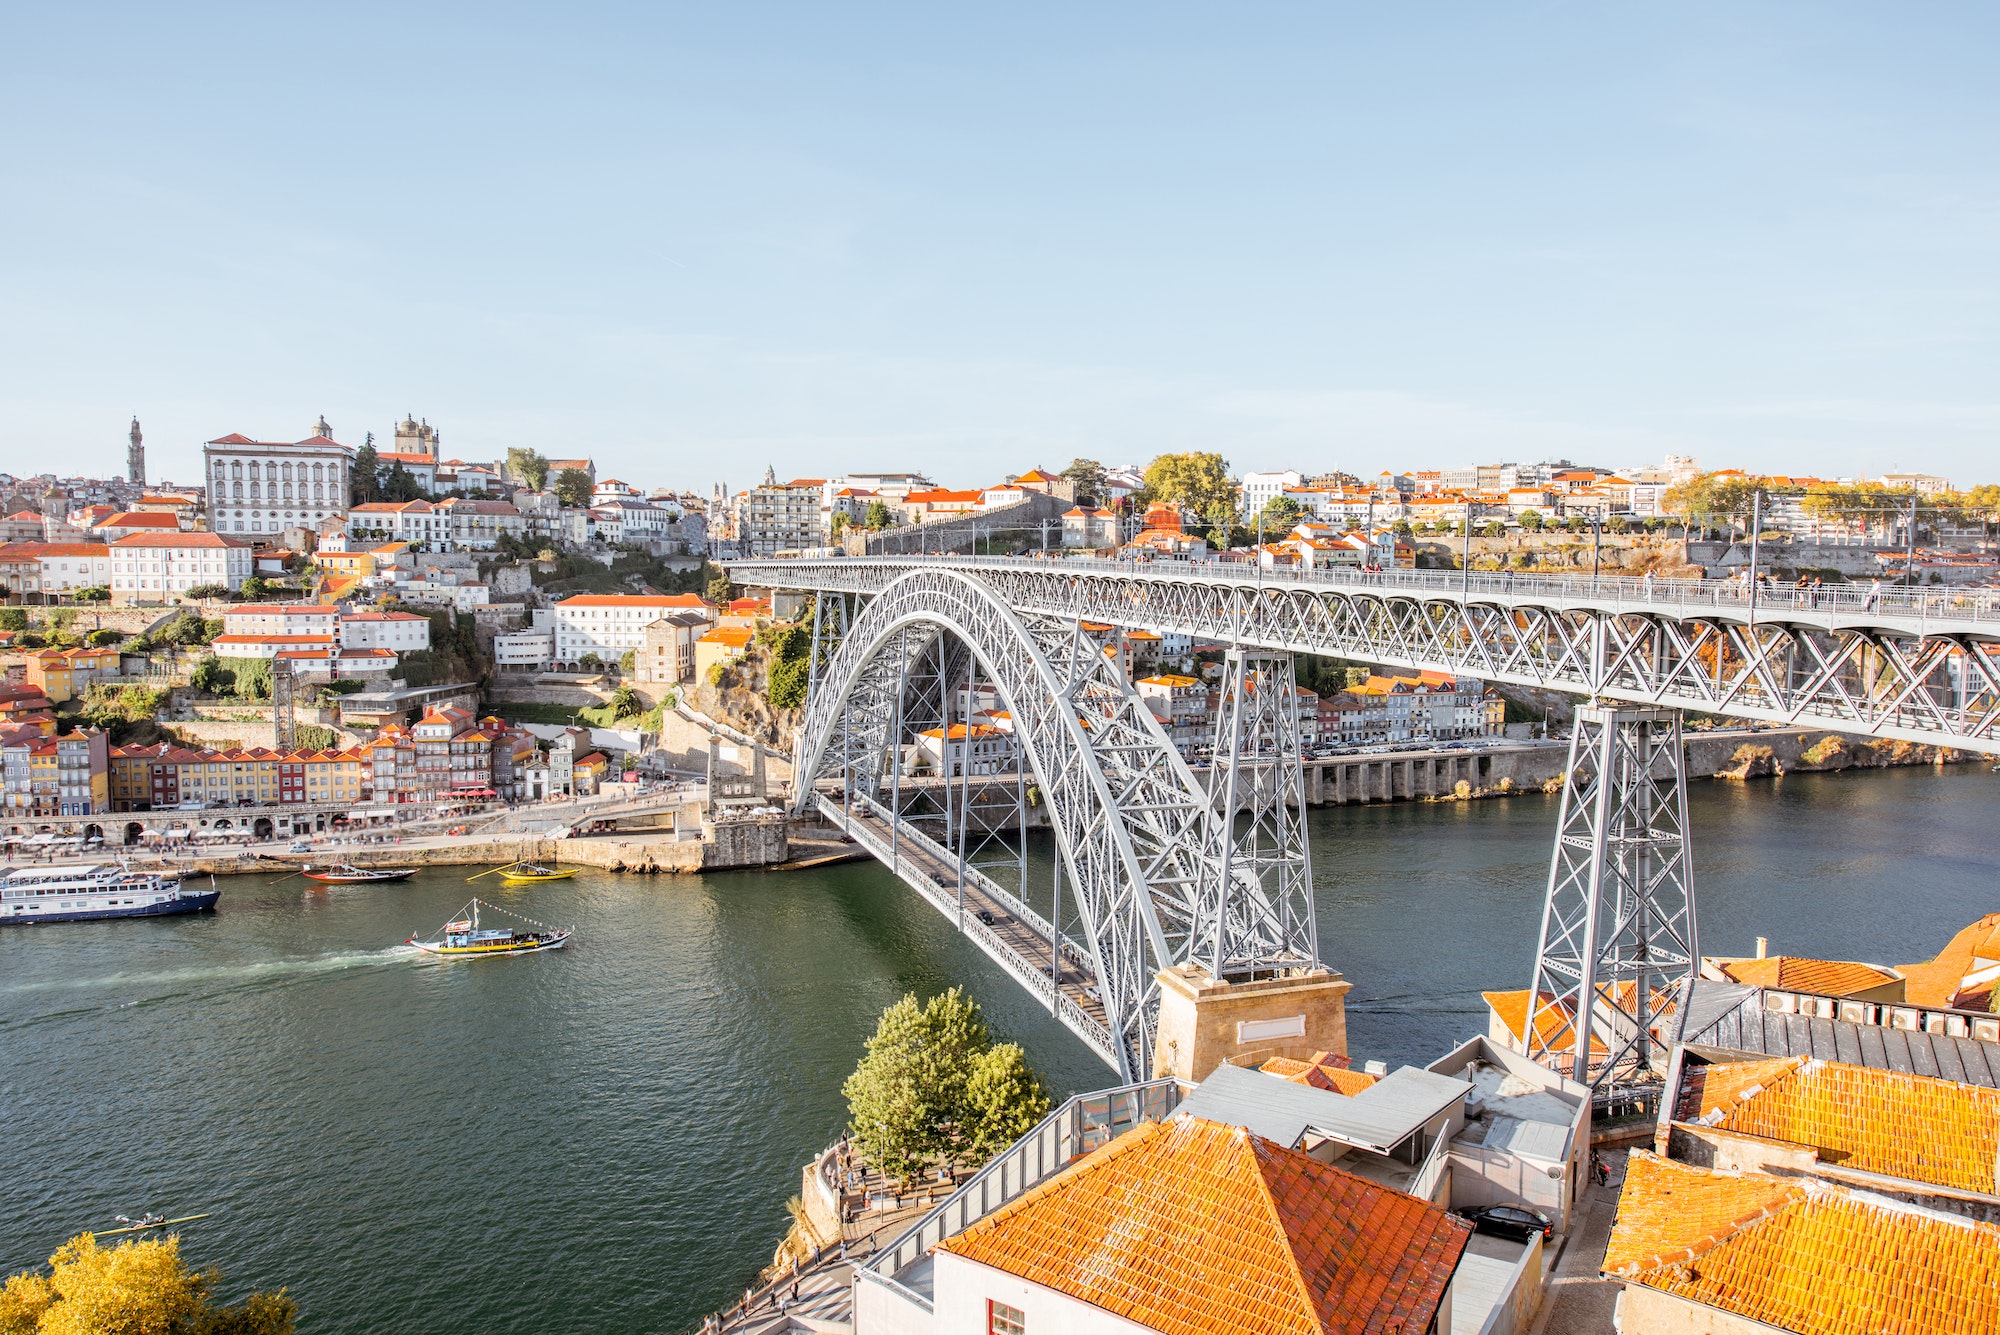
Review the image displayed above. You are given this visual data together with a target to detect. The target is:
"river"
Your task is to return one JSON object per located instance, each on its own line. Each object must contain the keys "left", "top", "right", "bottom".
{"left": 2, "top": 765, "right": 1994, "bottom": 1332}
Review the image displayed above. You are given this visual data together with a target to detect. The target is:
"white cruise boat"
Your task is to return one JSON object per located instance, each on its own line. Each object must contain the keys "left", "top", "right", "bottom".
{"left": 0, "top": 865, "right": 221, "bottom": 924}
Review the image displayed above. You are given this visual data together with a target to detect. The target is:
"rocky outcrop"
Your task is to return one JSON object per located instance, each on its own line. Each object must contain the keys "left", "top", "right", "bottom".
{"left": 1714, "top": 744, "right": 1781, "bottom": 781}
{"left": 1710, "top": 733, "right": 1963, "bottom": 780}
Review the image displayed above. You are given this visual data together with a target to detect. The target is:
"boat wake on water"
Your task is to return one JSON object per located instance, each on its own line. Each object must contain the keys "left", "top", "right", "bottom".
{"left": 0, "top": 945, "right": 423, "bottom": 999}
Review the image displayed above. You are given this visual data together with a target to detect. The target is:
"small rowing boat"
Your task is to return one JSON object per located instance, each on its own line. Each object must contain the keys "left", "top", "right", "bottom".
{"left": 499, "top": 862, "right": 576, "bottom": 883}
{"left": 303, "top": 864, "right": 417, "bottom": 884}
{"left": 407, "top": 899, "right": 572, "bottom": 957}
{"left": 469, "top": 859, "right": 577, "bottom": 884}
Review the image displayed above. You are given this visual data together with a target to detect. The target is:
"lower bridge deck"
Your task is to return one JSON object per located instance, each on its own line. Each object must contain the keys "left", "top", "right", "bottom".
{"left": 814, "top": 790, "right": 1118, "bottom": 1068}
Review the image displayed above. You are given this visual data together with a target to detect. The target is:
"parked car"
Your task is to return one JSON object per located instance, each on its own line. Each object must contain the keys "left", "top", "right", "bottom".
{"left": 289, "top": 841, "right": 312, "bottom": 853}
{"left": 1455, "top": 1204, "right": 1553, "bottom": 1242}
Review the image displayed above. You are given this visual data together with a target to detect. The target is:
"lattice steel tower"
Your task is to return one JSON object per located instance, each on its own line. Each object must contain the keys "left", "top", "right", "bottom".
{"left": 1199, "top": 649, "right": 1319, "bottom": 981}
{"left": 1525, "top": 703, "right": 1698, "bottom": 1089}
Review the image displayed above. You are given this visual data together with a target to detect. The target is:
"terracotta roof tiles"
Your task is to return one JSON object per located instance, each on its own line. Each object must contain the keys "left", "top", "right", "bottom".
{"left": 1605, "top": 1152, "right": 2000, "bottom": 1335}
{"left": 1689, "top": 1056, "right": 2000, "bottom": 1195}
{"left": 1718, "top": 955, "right": 1900, "bottom": 996}
{"left": 937, "top": 1116, "right": 1468, "bottom": 1335}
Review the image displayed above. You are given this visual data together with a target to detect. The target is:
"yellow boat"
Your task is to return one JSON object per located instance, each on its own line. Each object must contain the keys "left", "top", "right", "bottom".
{"left": 497, "top": 862, "right": 576, "bottom": 884}
{"left": 469, "top": 859, "right": 578, "bottom": 884}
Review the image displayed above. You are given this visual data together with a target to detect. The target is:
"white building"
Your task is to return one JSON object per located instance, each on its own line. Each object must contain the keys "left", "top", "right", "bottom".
{"left": 1239, "top": 470, "right": 1304, "bottom": 517}
{"left": 203, "top": 427, "right": 353, "bottom": 536}
{"left": 25, "top": 543, "right": 114, "bottom": 596}
{"left": 346, "top": 498, "right": 525, "bottom": 549}
{"left": 109, "top": 532, "right": 253, "bottom": 606}
{"left": 551, "top": 593, "right": 715, "bottom": 669}
{"left": 910, "top": 723, "right": 1016, "bottom": 777}
{"left": 339, "top": 610, "right": 431, "bottom": 652}
{"left": 222, "top": 604, "right": 339, "bottom": 638}
{"left": 493, "top": 628, "right": 555, "bottom": 672}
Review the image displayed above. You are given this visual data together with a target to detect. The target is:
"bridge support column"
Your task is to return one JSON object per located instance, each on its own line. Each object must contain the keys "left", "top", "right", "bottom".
{"left": 1152, "top": 964, "right": 1351, "bottom": 1084}
{"left": 1202, "top": 649, "right": 1317, "bottom": 983}
{"left": 1525, "top": 703, "right": 1698, "bottom": 1092}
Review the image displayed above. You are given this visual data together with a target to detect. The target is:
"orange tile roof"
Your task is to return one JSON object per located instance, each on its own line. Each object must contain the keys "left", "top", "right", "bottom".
{"left": 937, "top": 1116, "right": 1468, "bottom": 1335}
{"left": 1260, "top": 1052, "right": 1380, "bottom": 1096}
{"left": 1898, "top": 912, "right": 2000, "bottom": 1010}
{"left": 1693, "top": 1056, "right": 2000, "bottom": 1195}
{"left": 112, "top": 532, "right": 246, "bottom": 549}
{"left": 1605, "top": 1152, "right": 2000, "bottom": 1335}
{"left": 1717, "top": 955, "right": 1900, "bottom": 996}
{"left": 1483, "top": 989, "right": 1609, "bottom": 1056}
{"left": 698, "top": 627, "right": 753, "bottom": 646}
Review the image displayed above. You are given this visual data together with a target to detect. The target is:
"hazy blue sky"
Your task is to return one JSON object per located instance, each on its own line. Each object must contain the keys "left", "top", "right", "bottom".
{"left": 3, "top": 4, "right": 1995, "bottom": 489}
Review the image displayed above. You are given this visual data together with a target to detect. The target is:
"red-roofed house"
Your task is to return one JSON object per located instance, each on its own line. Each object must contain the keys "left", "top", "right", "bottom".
{"left": 109, "top": 532, "right": 253, "bottom": 605}
{"left": 88, "top": 511, "right": 184, "bottom": 542}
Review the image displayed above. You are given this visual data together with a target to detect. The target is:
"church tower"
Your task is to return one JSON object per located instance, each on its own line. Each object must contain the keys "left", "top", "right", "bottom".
{"left": 128, "top": 417, "right": 145, "bottom": 486}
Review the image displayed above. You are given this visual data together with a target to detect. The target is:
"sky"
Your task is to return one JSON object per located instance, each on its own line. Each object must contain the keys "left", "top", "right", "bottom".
{"left": 2, "top": 3, "right": 1996, "bottom": 491}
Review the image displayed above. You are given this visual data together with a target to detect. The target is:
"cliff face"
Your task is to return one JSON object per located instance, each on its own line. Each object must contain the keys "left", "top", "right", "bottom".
{"left": 692, "top": 638, "right": 802, "bottom": 749}
{"left": 1709, "top": 732, "right": 1964, "bottom": 781}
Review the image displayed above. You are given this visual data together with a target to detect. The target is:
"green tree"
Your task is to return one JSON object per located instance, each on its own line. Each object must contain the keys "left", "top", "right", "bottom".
{"left": 0, "top": 1231, "right": 296, "bottom": 1335}
{"left": 506, "top": 447, "right": 550, "bottom": 491}
{"left": 618, "top": 648, "right": 637, "bottom": 675}
{"left": 705, "top": 569, "right": 734, "bottom": 605}
{"left": 237, "top": 577, "right": 270, "bottom": 601}
{"left": 607, "top": 684, "right": 642, "bottom": 719}
{"left": 1391, "top": 518, "right": 1413, "bottom": 537}
{"left": 0, "top": 608, "right": 24, "bottom": 631}
{"left": 577, "top": 652, "right": 604, "bottom": 672}
{"left": 1060, "top": 458, "right": 1107, "bottom": 507}
{"left": 553, "top": 469, "right": 594, "bottom": 507}
{"left": 863, "top": 499, "right": 894, "bottom": 530}
{"left": 14, "top": 631, "right": 44, "bottom": 650}
{"left": 1142, "top": 452, "right": 1235, "bottom": 532}
{"left": 350, "top": 439, "right": 382, "bottom": 504}
{"left": 1255, "top": 495, "right": 1304, "bottom": 532}
{"left": 75, "top": 585, "right": 110, "bottom": 603}
{"left": 1518, "top": 509, "right": 1545, "bottom": 532}
{"left": 843, "top": 988, "right": 1038, "bottom": 1180}
{"left": 382, "top": 463, "right": 424, "bottom": 503}
{"left": 85, "top": 628, "right": 124, "bottom": 648}
{"left": 830, "top": 512, "right": 852, "bottom": 539}
{"left": 185, "top": 585, "right": 230, "bottom": 601}
{"left": 964, "top": 1042, "right": 1051, "bottom": 1155}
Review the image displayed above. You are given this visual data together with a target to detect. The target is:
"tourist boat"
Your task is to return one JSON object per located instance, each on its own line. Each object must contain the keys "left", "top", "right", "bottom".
{"left": 470, "top": 859, "right": 577, "bottom": 884}
{"left": 302, "top": 863, "right": 418, "bottom": 884}
{"left": 1, "top": 865, "right": 221, "bottom": 924}
{"left": 407, "top": 899, "right": 571, "bottom": 957}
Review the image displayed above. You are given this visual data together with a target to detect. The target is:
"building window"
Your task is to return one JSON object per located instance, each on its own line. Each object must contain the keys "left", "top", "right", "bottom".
{"left": 988, "top": 1301, "right": 1025, "bottom": 1335}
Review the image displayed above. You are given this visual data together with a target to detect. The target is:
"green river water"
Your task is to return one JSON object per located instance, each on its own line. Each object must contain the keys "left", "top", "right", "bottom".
{"left": 2, "top": 765, "right": 1995, "bottom": 1332}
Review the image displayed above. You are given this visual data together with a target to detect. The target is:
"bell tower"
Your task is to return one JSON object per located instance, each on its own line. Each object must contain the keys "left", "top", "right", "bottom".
{"left": 127, "top": 417, "right": 145, "bottom": 486}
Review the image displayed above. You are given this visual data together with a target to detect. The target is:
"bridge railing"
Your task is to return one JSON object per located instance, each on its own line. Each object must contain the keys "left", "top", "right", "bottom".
{"left": 816, "top": 792, "right": 1117, "bottom": 1064}
{"left": 857, "top": 1076, "right": 1184, "bottom": 1309}
{"left": 740, "top": 551, "right": 2000, "bottom": 628}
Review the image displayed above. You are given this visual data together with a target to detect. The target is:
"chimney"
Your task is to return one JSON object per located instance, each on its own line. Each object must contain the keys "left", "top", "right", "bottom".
{"left": 1756, "top": 937, "right": 1769, "bottom": 959}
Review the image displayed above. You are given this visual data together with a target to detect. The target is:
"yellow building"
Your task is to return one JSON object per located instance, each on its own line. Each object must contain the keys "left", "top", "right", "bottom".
{"left": 25, "top": 651, "right": 74, "bottom": 703}
{"left": 694, "top": 626, "right": 754, "bottom": 681}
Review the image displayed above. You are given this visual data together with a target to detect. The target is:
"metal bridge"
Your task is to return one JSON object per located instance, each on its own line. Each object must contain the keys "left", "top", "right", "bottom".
{"left": 731, "top": 553, "right": 2000, "bottom": 1088}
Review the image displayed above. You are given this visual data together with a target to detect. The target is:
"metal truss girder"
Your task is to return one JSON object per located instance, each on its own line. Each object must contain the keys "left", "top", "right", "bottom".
{"left": 735, "top": 558, "right": 2000, "bottom": 754}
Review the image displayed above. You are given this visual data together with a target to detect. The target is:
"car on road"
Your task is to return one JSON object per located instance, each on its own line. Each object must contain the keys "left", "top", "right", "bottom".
{"left": 1454, "top": 1204, "right": 1553, "bottom": 1242}
{"left": 974, "top": 909, "right": 997, "bottom": 926}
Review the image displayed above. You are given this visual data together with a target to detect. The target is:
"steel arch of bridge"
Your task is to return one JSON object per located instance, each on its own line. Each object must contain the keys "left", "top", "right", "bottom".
{"left": 793, "top": 568, "right": 1319, "bottom": 1079}
{"left": 739, "top": 556, "right": 2000, "bottom": 753}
